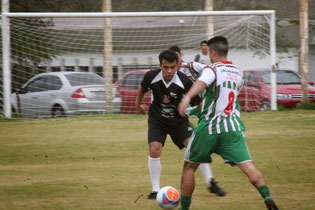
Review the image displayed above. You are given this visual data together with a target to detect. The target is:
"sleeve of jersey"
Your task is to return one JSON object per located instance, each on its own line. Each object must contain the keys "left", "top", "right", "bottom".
{"left": 191, "top": 62, "right": 206, "bottom": 73}
{"left": 197, "top": 67, "right": 215, "bottom": 86}
{"left": 141, "top": 72, "right": 150, "bottom": 93}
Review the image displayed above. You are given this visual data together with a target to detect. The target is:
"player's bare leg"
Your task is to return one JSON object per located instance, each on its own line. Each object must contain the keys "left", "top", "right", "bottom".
{"left": 147, "top": 141, "right": 163, "bottom": 199}
{"left": 182, "top": 138, "right": 226, "bottom": 196}
{"left": 180, "top": 161, "right": 199, "bottom": 210}
{"left": 237, "top": 161, "right": 279, "bottom": 210}
{"left": 237, "top": 161, "right": 265, "bottom": 187}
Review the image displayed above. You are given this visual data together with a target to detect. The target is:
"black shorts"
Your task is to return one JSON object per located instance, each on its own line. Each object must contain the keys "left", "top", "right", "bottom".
{"left": 148, "top": 119, "right": 193, "bottom": 150}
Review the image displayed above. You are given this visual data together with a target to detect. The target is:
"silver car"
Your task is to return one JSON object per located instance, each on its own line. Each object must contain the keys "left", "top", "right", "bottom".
{"left": 11, "top": 72, "right": 110, "bottom": 118}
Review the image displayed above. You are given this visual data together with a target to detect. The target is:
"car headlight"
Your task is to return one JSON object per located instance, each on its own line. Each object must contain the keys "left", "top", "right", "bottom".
{"left": 276, "top": 94, "right": 292, "bottom": 99}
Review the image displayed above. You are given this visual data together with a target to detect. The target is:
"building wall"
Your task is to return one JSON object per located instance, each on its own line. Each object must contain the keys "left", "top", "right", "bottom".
{"left": 42, "top": 48, "right": 315, "bottom": 82}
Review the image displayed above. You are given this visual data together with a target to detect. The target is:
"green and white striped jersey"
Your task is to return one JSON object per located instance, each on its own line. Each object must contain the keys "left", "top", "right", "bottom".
{"left": 195, "top": 61, "right": 245, "bottom": 135}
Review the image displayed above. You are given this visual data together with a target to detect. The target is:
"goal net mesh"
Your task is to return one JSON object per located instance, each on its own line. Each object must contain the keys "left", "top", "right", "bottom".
{"left": 0, "top": 13, "right": 272, "bottom": 118}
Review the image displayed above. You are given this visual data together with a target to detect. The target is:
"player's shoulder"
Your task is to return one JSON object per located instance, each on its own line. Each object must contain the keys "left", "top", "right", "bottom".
{"left": 211, "top": 61, "right": 238, "bottom": 69}
{"left": 210, "top": 62, "right": 241, "bottom": 76}
{"left": 203, "top": 64, "right": 215, "bottom": 73}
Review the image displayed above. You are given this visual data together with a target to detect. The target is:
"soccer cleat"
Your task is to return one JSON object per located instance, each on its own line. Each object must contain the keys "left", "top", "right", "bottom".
{"left": 264, "top": 197, "right": 279, "bottom": 210}
{"left": 147, "top": 191, "right": 158, "bottom": 199}
{"left": 208, "top": 178, "right": 226, "bottom": 196}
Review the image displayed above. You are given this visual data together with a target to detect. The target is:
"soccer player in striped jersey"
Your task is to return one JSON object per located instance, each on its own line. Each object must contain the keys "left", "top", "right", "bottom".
{"left": 169, "top": 45, "right": 226, "bottom": 194}
{"left": 178, "top": 36, "right": 279, "bottom": 210}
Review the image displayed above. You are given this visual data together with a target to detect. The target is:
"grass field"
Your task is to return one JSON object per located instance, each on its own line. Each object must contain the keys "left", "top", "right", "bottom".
{"left": 0, "top": 110, "right": 315, "bottom": 210}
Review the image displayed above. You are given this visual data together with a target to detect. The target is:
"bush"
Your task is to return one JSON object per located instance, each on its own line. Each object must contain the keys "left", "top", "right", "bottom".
{"left": 297, "top": 102, "right": 315, "bottom": 110}
{"left": 277, "top": 105, "right": 292, "bottom": 111}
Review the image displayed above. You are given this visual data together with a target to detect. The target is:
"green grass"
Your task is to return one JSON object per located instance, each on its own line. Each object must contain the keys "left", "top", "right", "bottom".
{"left": 0, "top": 110, "right": 315, "bottom": 209}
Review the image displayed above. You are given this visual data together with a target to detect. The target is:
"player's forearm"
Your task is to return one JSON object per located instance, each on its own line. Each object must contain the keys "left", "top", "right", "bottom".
{"left": 179, "top": 81, "right": 206, "bottom": 117}
{"left": 135, "top": 86, "right": 144, "bottom": 109}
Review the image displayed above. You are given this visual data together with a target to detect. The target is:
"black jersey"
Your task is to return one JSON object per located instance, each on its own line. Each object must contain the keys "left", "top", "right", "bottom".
{"left": 141, "top": 69, "right": 201, "bottom": 127}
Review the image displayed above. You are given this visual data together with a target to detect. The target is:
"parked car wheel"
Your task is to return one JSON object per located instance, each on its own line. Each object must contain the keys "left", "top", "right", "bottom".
{"left": 51, "top": 105, "right": 65, "bottom": 118}
{"left": 260, "top": 100, "right": 270, "bottom": 111}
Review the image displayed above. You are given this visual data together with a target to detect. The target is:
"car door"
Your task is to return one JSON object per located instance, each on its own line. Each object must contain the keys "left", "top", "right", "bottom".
{"left": 38, "top": 76, "right": 63, "bottom": 117}
{"left": 18, "top": 77, "right": 46, "bottom": 117}
{"left": 18, "top": 76, "right": 63, "bottom": 117}
{"left": 119, "top": 73, "right": 142, "bottom": 113}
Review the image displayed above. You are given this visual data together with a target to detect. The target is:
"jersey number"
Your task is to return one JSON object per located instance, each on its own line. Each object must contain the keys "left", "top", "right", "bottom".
{"left": 224, "top": 91, "right": 235, "bottom": 115}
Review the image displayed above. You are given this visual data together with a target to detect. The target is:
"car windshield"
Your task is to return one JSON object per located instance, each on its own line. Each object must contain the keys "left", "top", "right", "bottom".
{"left": 261, "top": 71, "right": 301, "bottom": 84}
{"left": 65, "top": 73, "right": 104, "bottom": 86}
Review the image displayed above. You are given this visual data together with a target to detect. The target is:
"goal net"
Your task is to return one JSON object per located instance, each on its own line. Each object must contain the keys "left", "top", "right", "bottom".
{"left": 0, "top": 11, "right": 276, "bottom": 118}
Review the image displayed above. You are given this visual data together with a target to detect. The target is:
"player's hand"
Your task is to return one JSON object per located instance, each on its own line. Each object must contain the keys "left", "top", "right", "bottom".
{"left": 178, "top": 95, "right": 190, "bottom": 117}
{"left": 138, "top": 104, "right": 149, "bottom": 115}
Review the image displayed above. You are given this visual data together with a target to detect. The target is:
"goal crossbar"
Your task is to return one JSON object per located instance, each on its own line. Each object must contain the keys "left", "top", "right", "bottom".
{"left": 2, "top": 10, "right": 275, "bottom": 18}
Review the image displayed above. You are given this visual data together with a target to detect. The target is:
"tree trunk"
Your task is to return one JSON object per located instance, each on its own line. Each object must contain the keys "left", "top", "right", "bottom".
{"left": 299, "top": 0, "right": 309, "bottom": 103}
{"left": 205, "top": 0, "right": 214, "bottom": 39}
{"left": 103, "top": 0, "right": 113, "bottom": 113}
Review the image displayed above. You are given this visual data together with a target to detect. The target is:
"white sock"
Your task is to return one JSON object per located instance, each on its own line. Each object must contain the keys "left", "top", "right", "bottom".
{"left": 148, "top": 156, "right": 161, "bottom": 192}
{"left": 198, "top": 163, "right": 213, "bottom": 187}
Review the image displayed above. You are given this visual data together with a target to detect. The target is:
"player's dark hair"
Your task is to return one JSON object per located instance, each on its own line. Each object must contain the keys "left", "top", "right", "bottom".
{"left": 169, "top": 45, "right": 181, "bottom": 54}
{"left": 200, "top": 40, "right": 207, "bottom": 46}
{"left": 159, "top": 49, "right": 178, "bottom": 64}
{"left": 207, "top": 36, "right": 229, "bottom": 57}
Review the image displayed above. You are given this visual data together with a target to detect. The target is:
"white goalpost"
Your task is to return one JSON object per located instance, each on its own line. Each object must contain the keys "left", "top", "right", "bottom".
{"left": 1, "top": 10, "right": 277, "bottom": 118}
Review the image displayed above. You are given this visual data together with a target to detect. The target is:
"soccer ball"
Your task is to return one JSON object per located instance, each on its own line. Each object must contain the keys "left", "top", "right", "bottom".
{"left": 156, "top": 186, "right": 180, "bottom": 209}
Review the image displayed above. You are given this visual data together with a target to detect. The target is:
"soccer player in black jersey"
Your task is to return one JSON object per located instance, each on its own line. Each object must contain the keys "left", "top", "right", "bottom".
{"left": 135, "top": 49, "right": 225, "bottom": 199}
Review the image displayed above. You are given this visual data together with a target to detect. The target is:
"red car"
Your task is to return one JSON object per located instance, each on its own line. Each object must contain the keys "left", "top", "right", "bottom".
{"left": 238, "top": 69, "right": 315, "bottom": 111}
{"left": 113, "top": 69, "right": 151, "bottom": 114}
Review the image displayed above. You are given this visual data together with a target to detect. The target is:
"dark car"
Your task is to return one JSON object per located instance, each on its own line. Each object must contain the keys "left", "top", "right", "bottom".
{"left": 113, "top": 70, "right": 151, "bottom": 114}
{"left": 238, "top": 69, "right": 315, "bottom": 111}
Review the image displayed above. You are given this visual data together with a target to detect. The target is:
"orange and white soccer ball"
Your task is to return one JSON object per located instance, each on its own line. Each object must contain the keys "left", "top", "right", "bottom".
{"left": 156, "top": 186, "right": 180, "bottom": 209}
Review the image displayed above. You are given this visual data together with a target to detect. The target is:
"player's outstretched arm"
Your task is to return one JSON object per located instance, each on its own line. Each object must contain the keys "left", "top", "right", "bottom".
{"left": 178, "top": 80, "right": 207, "bottom": 117}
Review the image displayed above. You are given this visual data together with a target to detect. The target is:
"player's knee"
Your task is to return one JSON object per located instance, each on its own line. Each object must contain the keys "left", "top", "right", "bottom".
{"left": 149, "top": 143, "right": 162, "bottom": 157}
{"left": 183, "top": 161, "right": 199, "bottom": 172}
{"left": 255, "top": 170, "right": 263, "bottom": 181}
{"left": 250, "top": 169, "right": 264, "bottom": 186}
{"left": 149, "top": 149, "right": 161, "bottom": 158}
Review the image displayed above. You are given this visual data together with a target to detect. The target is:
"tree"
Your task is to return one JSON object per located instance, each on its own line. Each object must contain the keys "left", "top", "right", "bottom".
{"left": 299, "top": 0, "right": 309, "bottom": 103}
{"left": 8, "top": 0, "right": 102, "bottom": 12}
